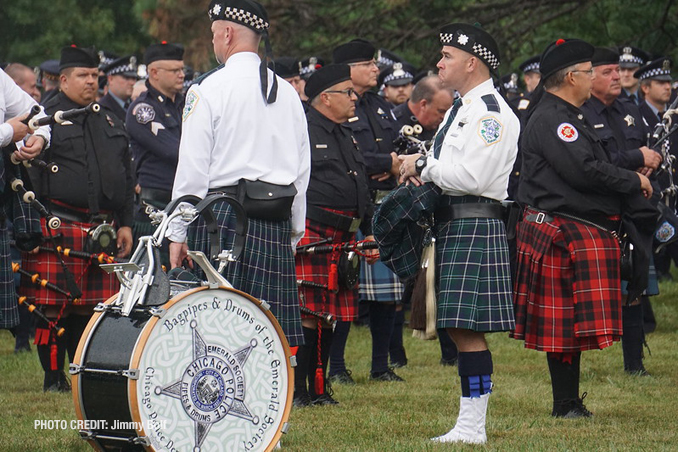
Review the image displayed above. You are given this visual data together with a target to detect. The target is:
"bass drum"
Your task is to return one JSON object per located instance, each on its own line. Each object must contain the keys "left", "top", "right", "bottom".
{"left": 72, "top": 286, "right": 293, "bottom": 452}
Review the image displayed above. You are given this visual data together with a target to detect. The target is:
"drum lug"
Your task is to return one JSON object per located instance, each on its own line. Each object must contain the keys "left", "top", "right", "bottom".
{"left": 93, "top": 303, "right": 107, "bottom": 312}
{"left": 289, "top": 355, "right": 297, "bottom": 368}
{"left": 281, "top": 422, "right": 290, "bottom": 434}
{"left": 131, "top": 436, "right": 150, "bottom": 446}
{"left": 122, "top": 368, "right": 140, "bottom": 380}
{"left": 259, "top": 299, "right": 271, "bottom": 311}
{"left": 148, "top": 307, "right": 166, "bottom": 318}
{"left": 69, "top": 363, "right": 84, "bottom": 375}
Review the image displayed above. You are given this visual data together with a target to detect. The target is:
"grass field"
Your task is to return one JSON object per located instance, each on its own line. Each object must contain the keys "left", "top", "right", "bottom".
{"left": 1, "top": 282, "right": 677, "bottom": 452}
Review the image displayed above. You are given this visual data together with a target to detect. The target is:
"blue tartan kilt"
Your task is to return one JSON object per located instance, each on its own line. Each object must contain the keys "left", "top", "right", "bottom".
{"left": 188, "top": 201, "right": 303, "bottom": 347}
{"left": 357, "top": 232, "right": 404, "bottom": 303}
{"left": 436, "top": 217, "right": 515, "bottom": 332}
{"left": 621, "top": 257, "right": 659, "bottom": 296}
{"left": 0, "top": 221, "right": 18, "bottom": 329}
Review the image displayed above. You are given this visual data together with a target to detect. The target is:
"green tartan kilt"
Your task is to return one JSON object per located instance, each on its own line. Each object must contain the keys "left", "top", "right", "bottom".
{"left": 436, "top": 217, "right": 515, "bottom": 332}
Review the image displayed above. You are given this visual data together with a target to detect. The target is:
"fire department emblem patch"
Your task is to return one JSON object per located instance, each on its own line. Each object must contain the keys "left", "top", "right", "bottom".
{"left": 557, "top": 123, "right": 578, "bottom": 142}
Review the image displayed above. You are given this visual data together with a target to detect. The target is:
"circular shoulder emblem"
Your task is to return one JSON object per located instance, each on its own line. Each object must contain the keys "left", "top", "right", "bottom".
{"left": 133, "top": 102, "right": 155, "bottom": 124}
{"left": 557, "top": 122, "right": 579, "bottom": 142}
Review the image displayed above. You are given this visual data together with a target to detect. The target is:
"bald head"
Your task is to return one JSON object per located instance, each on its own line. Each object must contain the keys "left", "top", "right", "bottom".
{"left": 408, "top": 75, "right": 454, "bottom": 131}
{"left": 5, "top": 63, "right": 41, "bottom": 102}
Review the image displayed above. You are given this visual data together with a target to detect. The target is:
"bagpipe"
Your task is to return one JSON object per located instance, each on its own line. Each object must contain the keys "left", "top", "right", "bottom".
{"left": 393, "top": 123, "right": 431, "bottom": 155}
{"left": 648, "top": 95, "right": 678, "bottom": 198}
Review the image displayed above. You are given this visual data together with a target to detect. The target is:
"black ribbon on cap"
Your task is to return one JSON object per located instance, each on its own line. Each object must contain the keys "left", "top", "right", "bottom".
{"left": 259, "top": 30, "right": 277, "bottom": 104}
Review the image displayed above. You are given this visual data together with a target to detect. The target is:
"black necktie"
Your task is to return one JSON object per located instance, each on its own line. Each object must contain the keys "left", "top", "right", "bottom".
{"left": 433, "top": 98, "right": 462, "bottom": 159}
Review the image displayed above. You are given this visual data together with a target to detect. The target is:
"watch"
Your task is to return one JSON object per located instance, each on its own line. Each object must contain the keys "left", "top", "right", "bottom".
{"left": 415, "top": 156, "right": 427, "bottom": 174}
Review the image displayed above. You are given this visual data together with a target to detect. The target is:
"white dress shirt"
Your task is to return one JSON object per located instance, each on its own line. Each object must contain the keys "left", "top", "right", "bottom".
{"left": 422, "top": 78, "right": 519, "bottom": 201}
{"left": 169, "top": 52, "right": 310, "bottom": 246}
{"left": 0, "top": 69, "right": 50, "bottom": 148}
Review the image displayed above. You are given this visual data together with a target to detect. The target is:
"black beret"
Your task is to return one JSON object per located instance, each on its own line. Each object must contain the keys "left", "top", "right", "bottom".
{"left": 103, "top": 55, "right": 139, "bottom": 77}
{"left": 439, "top": 23, "right": 500, "bottom": 71}
{"left": 519, "top": 55, "right": 540, "bottom": 74}
{"left": 59, "top": 45, "right": 99, "bottom": 71}
{"left": 207, "top": 0, "right": 269, "bottom": 33}
{"left": 540, "top": 38, "right": 594, "bottom": 80}
{"left": 274, "top": 57, "right": 301, "bottom": 79}
{"left": 618, "top": 46, "right": 650, "bottom": 69}
{"left": 300, "top": 56, "right": 324, "bottom": 80}
{"left": 333, "top": 39, "right": 375, "bottom": 65}
{"left": 591, "top": 47, "right": 619, "bottom": 67}
{"left": 634, "top": 57, "right": 673, "bottom": 82}
{"left": 144, "top": 42, "right": 184, "bottom": 65}
{"left": 304, "top": 64, "right": 352, "bottom": 100}
{"left": 378, "top": 62, "right": 416, "bottom": 87}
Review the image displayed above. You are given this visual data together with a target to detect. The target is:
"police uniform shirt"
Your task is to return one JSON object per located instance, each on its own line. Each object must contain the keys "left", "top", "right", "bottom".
{"left": 168, "top": 52, "right": 311, "bottom": 245}
{"left": 39, "top": 92, "right": 133, "bottom": 226}
{"left": 306, "top": 106, "right": 371, "bottom": 221}
{"left": 518, "top": 92, "right": 639, "bottom": 216}
{"left": 420, "top": 79, "right": 519, "bottom": 201}
{"left": 0, "top": 69, "right": 50, "bottom": 147}
{"left": 346, "top": 91, "right": 399, "bottom": 191}
{"left": 126, "top": 81, "right": 184, "bottom": 191}
{"left": 98, "top": 92, "right": 128, "bottom": 124}
{"left": 580, "top": 95, "right": 649, "bottom": 170}
{"left": 392, "top": 102, "right": 436, "bottom": 141}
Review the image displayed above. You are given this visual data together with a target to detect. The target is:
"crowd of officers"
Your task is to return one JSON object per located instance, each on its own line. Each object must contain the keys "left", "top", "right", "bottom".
{"left": 1, "top": 0, "right": 677, "bottom": 445}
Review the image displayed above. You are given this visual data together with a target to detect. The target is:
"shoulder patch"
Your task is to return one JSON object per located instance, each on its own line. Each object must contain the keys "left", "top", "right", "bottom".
{"left": 557, "top": 122, "right": 579, "bottom": 142}
{"left": 194, "top": 63, "right": 224, "bottom": 85}
{"left": 481, "top": 94, "right": 500, "bottom": 113}
{"left": 183, "top": 90, "right": 199, "bottom": 122}
{"left": 478, "top": 117, "right": 502, "bottom": 145}
{"left": 133, "top": 103, "right": 155, "bottom": 124}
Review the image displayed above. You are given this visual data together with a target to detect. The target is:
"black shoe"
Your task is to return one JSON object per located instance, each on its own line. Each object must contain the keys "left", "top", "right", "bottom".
{"left": 370, "top": 369, "right": 405, "bottom": 382}
{"left": 390, "top": 360, "right": 407, "bottom": 369}
{"left": 328, "top": 370, "right": 355, "bottom": 385}
{"left": 44, "top": 371, "right": 71, "bottom": 393}
{"left": 14, "top": 344, "right": 31, "bottom": 354}
{"left": 440, "top": 357, "right": 458, "bottom": 366}
{"left": 293, "top": 391, "right": 312, "bottom": 407}
{"left": 625, "top": 367, "right": 651, "bottom": 377}
{"left": 311, "top": 393, "right": 339, "bottom": 406}
{"left": 552, "top": 393, "right": 593, "bottom": 418}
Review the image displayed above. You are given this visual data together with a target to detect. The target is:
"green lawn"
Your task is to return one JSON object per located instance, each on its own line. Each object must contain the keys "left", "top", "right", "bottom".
{"left": 2, "top": 282, "right": 677, "bottom": 452}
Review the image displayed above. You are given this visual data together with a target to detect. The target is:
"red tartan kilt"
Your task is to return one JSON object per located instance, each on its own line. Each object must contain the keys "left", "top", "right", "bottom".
{"left": 20, "top": 219, "right": 119, "bottom": 306}
{"left": 511, "top": 212, "right": 622, "bottom": 352}
{"left": 296, "top": 212, "right": 359, "bottom": 321}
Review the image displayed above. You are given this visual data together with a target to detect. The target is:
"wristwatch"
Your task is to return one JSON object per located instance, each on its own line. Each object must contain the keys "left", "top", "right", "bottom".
{"left": 415, "top": 156, "right": 427, "bottom": 175}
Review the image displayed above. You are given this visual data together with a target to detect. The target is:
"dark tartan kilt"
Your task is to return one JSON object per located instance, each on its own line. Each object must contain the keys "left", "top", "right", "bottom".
{"left": 0, "top": 222, "right": 18, "bottom": 328}
{"left": 436, "top": 217, "right": 515, "bottom": 332}
{"left": 188, "top": 201, "right": 303, "bottom": 347}
{"left": 358, "top": 231, "right": 404, "bottom": 303}
{"left": 296, "top": 214, "right": 358, "bottom": 321}
{"left": 20, "top": 219, "right": 119, "bottom": 306}
{"left": 511, "top": 212, "right": 622, "bottom": 352}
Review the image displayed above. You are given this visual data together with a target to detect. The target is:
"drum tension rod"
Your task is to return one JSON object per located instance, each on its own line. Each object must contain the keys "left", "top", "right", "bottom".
{"left": 93, "top": 302, "right": 166, "bottom": 318}
{"left": 79, "top": 431, "right": 150, "bottom": 446}
{"left": 69, "top": 364, "right": 140, "bottom": 380}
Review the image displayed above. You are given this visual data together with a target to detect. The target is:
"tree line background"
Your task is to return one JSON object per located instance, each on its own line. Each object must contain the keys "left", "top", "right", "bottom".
{"left": 1, "top": 0, "right": 676, "bottom": 80}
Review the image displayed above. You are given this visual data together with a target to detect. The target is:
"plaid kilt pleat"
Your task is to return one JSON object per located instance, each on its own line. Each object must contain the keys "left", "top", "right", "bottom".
{"left": 0, "top": 222, "right": 18, "bottom": 329}
{"left": 358, "top": 233, "right": 404, "bottom": 302}
{"left": 189, "top": 201, "right": 303, "bottom": 347}
{"left": 295, "top": 214, "right": 358, "bottom": 321}
{"left": 436, "top": 217, "right": 515, "bottom": 332}
{"left": 20, "top": 219, "right": 119, "bottom": 306}
{"left": 511, "top": 212, "right": 622, "bottom": 352}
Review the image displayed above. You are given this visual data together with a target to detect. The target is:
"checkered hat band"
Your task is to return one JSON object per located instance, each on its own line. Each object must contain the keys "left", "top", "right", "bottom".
{"left": 300, "top": 66, "right": 316, "bottom": 75}
{"left": 440, "top": 33, "right": 454, "bottom": 44}
{"left": 108, "top": 64, "right": 135, "bottom": 76}
{"left": 472, "top": 43, "right": 499, "bottom": 70}
{"left": 384, "top": 72, "right": 413, "bottom": 84}
{"left": 620, "top": 55, "right": 644, "bottom": 65}
{"left": 378, "top": 57, "right": 396, "bottom": 66}
{"left": 223, "top": 6, "right": 269, "bottom": 30}
{"left": 523, "top": 62, "right": 539, "bottom": 73}
{"left": 640, "top": 68, "right": 671, "bottom": 80}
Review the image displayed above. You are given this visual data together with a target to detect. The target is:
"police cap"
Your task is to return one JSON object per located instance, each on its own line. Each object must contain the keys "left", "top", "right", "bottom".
{"left": 634, "top": 57, "right": 672, "bottom": 82}
{"left": 439, "top": 23, "right": 500, "bottom": 71}
{"left": 518, "top": 55, "right": 540, "bottom": 74}
{"left": 618, "top": 46, "right": 650, "bottom": 69}
{"left": 103, "top": 55, "right": 139, "bottom": 77}
{"left": 207, "top": 0, "right": 269, "bottom": 33}
{"left": 378, "top": 62, "right": 415, "bottom": 87}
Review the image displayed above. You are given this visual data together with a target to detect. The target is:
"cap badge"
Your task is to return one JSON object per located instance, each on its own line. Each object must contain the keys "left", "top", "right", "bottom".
{"left": 211, "top": 4, "right": 222, "bottom": 16}
{"left": 663, "top": 59, "right": 671, "bottom": 71}
{"left": 457, "top": 34, "right": 469, "bottom": 46}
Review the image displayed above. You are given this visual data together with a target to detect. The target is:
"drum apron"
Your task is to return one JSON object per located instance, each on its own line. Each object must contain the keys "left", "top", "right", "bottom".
{"left": 71, "top": 286, "right": 293, "bottom": 452}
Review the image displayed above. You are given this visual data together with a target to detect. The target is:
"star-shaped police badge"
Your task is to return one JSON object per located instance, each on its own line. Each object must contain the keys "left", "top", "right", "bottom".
{"left": 212, "top": 4, "right": 222, "bottom": 16}
{"left": 624, "top": 114, "right": 635, "bottom": 127}
{"left": 457, "top": 34, "right": 469, "bottom": 46}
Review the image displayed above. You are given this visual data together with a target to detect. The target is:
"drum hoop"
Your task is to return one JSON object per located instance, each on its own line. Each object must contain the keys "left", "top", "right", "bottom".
{"left": 128, "top": 285, "right": 294, "bottom": 451}
{"left": 71, "top": 293, "right": 123, "bottom": 450}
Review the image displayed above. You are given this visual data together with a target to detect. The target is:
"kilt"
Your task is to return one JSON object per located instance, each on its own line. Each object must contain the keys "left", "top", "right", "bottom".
{"left": 20, "top": 219, "right": 119, "bottom": 306}
{"left": 358, "top": 233, "right": 405, "bottom": 303}
{"left": 511, "top": 211, "right": 622, "bottom": 352}
{"left": 295, "top": 213, "right": 358, "bottom": 321}
{"left": 435, "top": 204, "right": 515, "bottom": 332}
{"left": 189, "top": 201, "right": 303, "bottom": 347}
{"left": 0, "top": 221, "right": 18, "bottom": 328}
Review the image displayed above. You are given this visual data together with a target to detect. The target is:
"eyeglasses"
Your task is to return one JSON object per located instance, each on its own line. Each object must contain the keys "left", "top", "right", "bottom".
{"left": 348, "top": 60, "right": 377, "bottom": 68}
{"left": 570, "top": 69, "right": 594, "bottom": 76}
{"left": 324, "top": 88, "right": 357, "bottom": 97}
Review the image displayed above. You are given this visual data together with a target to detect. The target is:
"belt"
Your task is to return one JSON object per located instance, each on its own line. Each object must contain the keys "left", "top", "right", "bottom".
{"left": 209, "top": 185, "right": 238, "bottom": 196}
{"left": 306, "top": 205, "right": 361, "bottom": 232}
{"left": 436, "top": 202, "right": 505, "bottom": 223}
{"left": 524, "top": 211, "right": 553, "bottom": 224}
{"left": 140, "top": 187, "right": 172, "bottom": 208}
{"left": 524, "top": 207, "right": 619, "bottom": 232}
{"left": 49, "top": 202, "right": 113, "bottom": 224}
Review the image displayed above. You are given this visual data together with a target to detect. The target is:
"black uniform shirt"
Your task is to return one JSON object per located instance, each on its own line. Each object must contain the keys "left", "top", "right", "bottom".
{"left": 345, "top": 91, "right": 399, "bottom": 190}
{"left": 580, "top": 95, "right": 650, "bottom": 170}
{"left": 306, "top": 106, "right": 372, "bottom": 226}
{"left": 98, "top": 92, "right": 127, "bottom": 124}
{"left": 392, "top": 102, "right": 436, "bottom": 141}
{"left": 39, "top": 92, "right": 134, "bottom": 226}
{"left": 518, "top": 92, "right": 640, "bottom": 217}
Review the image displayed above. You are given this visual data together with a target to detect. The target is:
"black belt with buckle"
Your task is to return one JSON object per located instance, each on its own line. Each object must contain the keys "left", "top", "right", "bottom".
{"left": 524, "top": 210, "right": 554, "bottom": 224}
{"left": 436, "top": 203, "right": 505, "bottom": 223}
{"left": 306, "top": 205, "right": 361, "bottom": 232}
{"left": 49, "top": 203, "right": 113, "bottom": 224}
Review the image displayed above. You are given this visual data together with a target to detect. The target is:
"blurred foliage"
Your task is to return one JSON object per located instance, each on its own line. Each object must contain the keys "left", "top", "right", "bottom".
{"left": 1, "top": 0, "right": 676, "bottom": 77}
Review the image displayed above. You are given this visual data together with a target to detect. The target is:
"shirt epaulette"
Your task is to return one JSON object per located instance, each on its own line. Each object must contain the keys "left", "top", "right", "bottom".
{"left": 481, "top": 94, "right": 500, "bottom": 113}
{"left": 195, "top": 63, "right": 225, "bottom": 85}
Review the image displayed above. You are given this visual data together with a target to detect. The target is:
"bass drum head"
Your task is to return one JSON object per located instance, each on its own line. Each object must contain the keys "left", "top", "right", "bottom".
{"left": 129, "top": 286, "right": 293, "bottom": 452}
